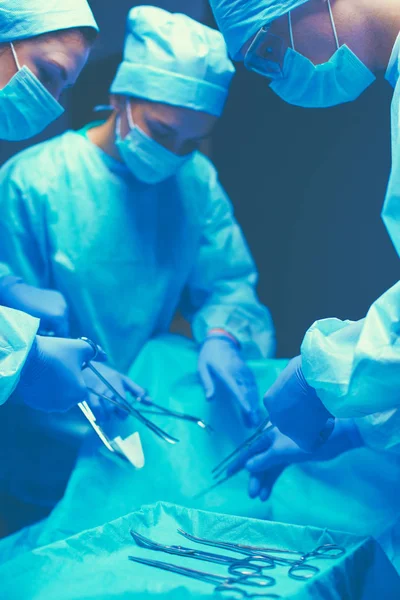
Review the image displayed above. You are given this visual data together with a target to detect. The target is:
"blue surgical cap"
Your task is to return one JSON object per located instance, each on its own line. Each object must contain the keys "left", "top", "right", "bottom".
{"left": 0, "top": 0, "right": 98, "bottom": 43}
{"left": 209, "top": 0, "right": 309, "bottom": 59}
{"left": 110, "top": 5, "right": 235, "bottom": 117}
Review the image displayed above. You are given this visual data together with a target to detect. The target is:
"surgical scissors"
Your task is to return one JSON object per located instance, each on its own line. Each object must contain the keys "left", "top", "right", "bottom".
{"left": 195, "top": 418, "right": 274, "bottom": 497}
{"left": 130, "top": 530, "right": 275, "bottom": 577}
{"left": 128, "top": 555, "right": 280, "bottom": 598}
{"left": 178, "top": 530, "right": 345, "bottom": 581}
{"left": 80, "top": 337, "right": 179, "bottom": 445}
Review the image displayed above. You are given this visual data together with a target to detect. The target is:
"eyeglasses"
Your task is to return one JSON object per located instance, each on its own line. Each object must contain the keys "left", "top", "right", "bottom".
{"left": 245, "top": 2, "right": 339, "bottom": 80}
{"left": 244, "top": 25, "right": 287, "bottom": 80}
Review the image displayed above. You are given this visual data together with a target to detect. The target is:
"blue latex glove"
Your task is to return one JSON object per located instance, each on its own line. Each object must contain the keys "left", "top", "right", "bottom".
{"left": 263, "top": 356, "right": 334, "bottom": 451}
{"left": 198, "top": 333, "right": 261, "bottom": 427}
{"left": 82, "top": 362, "right": 145, "bottom": 423}
{"left": 0, "top": 276, "right": 69, "bottom": 337}
{"left": 228, "top": 419, "right": 363, "bottom": 502}
{"left": 15, "top": 336, "right": 105, "bottom": 413}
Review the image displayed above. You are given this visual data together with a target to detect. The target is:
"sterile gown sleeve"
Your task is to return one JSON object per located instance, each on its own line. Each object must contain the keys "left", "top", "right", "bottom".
{"left": 301, "top": 281, "right": 400, "bottom": 418}
{"left": 180, "top": 159, "right": 276, "bottom": 358}
{"left": 0, "top": 307, "right": 39, "bottom": 405}
{"left": 0, "top": 159, "right": 49, "bottom": 289}
{"left": 0, "top": 163, "right": 42, "bottom": 404}
{"left": 301, "top": 283, "right": 400, "bottom": 453}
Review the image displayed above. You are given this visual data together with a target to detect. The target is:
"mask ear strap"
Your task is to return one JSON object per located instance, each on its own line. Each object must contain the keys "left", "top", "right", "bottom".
{"left": 10, "top": 42, "right": 21, "bottom": 70}
{"left": 327, "top": 0, "right": 340, "bottom": 50}
{"left": 126, "top": 99, "right": 135, "bottom": 130}
{"left": 288, "top": 11, "right": 295, "bottom": 51}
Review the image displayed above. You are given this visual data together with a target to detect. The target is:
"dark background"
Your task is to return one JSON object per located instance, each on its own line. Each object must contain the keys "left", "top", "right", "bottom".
{"left": 0, "top": 0, "right": 398, "bottom": 357}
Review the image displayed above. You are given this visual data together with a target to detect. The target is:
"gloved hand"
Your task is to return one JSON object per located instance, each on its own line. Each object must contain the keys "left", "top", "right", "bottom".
{"left": 0, "top": 276, "right": 69, "bottom": 337}
{"left": 263, "top": 356, "right": 334, "bottom": 451}
{"left": 82, "top": 362, "right": 146, "bottom": 423}
{"left": 198, "top": 332, "right": 261, "bottom": 427}
{"left": 15, "top": 336, "right": 105, "bottom": 413}
{"left": 228, "top": 419, "right": 363, "bottom": 502}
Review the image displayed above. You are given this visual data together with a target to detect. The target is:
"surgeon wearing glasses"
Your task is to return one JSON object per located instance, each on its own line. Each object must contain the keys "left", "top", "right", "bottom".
{"left": 209, "top": 0, "right": 400, "bottom": 521}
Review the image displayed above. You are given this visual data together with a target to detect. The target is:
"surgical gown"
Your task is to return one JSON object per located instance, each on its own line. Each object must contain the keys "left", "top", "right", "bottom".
{"left": 0, "top": 127, "right": 275, "bottom": 371}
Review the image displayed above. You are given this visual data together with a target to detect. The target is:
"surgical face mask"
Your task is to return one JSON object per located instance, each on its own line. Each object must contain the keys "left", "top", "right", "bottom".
{"left": 115, "top": 102, "right": 191, "bottom": 184}
{"left": 246, "top": 1, "right": 376, "bottom": 108}
{"left": 0, "top": 43, "right": 64, "bottom": 141}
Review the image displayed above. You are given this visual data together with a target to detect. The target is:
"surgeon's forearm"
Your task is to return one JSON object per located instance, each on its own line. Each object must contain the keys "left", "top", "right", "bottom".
{"left": 207, "top": 328, "right": 240, "bottom": 344}
{"left": 192, "top": 297, "right": 276, "bottom": 359}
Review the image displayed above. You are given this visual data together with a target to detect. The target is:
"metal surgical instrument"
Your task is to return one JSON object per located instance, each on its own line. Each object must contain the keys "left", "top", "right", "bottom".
{"left": 91, "top": 389, "right": 212, "bottom": 432}
{"left": 130, "top": 530, "right": 275, "bottom": 577}
{"left": 195, "top": 418, "right": 274, "bottom": 497}
{"left": 231, "top": 541, "right": 346, "bottom": 579}
{"left": 213, "top": 418, "right": 274, "bottom": 477}
{"left": 133, "top": 396, "right": 214, "bottom": 432}
{"left": 178, "top": 530, "right": 345, "bottom": 581}
{"left": 80, "top": 337, "right": 179, "bottom": 445}
{"left": 128, "top": 556, "right": 280, "bottom": 598}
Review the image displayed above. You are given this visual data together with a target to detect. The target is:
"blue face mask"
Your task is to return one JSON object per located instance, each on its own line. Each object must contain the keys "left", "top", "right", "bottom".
{"left": 267, "top": 1, "right": 376, "bottom": 108}
{"left": 0, "top": 43, "right": 64, "bottom": 141}
{"left": 115, "top": 101, "right": 191, "bottom": 185}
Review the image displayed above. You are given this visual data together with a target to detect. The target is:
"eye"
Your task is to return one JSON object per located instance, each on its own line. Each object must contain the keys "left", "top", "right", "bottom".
{"left": 37, "top": 65, "right": 55, "bottom": 89}
{"left": 150, "top": 125, "right": 172, "bottom": 140}
{"left": 181, "top": 139, "right": 205, "bottom": 155}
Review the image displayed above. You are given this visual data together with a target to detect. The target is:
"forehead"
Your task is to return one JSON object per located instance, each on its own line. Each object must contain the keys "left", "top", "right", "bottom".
{"left": 21, "top": 30, "right": 88, "bottom": 68}
{"left": 138, "top": 100, "right": 218, "bottom": 133}
{"left": 240, "top": 2, "right": 333, "bottom": 57}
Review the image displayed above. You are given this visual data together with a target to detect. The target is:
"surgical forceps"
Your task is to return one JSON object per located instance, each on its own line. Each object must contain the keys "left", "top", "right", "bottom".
{"left": 128, "top": 556, "right": 280, "bottom": 598}
{"left": 132, "top": 396, "right": 214, "bottom": 433}
{"left": 80, "top": 337, "right": 179, "bottom": 445}
{"left": 196, "top": 418, "right": 274, "bottom": 497}
{"left": 89, "top": 388, "right": 213, "bottom": 433}
{"left": 130, "top": 530, "right": 276, "bottom": 578}
{"left": 178, "top": 530, "right": 345, "bottom": 581}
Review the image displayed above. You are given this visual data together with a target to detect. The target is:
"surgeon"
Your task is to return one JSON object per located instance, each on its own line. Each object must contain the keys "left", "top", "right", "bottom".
{"left": 208, "top": 0, "right": 400, "bottom": 451}
{"left": 206, "top": 0, "right": 400, "bottom": 557}
{"left": 0, "top": 0, "right": 102, "bottom": 414}
{"left": 0, "top": 3, "right": 275, "bottom": 473}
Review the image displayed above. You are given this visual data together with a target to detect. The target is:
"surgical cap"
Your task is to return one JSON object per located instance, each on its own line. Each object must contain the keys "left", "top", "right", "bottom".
{"left": 0, "top": 0, "right": 98, "bottom": 44}
{"left": 110, "top": 6, "right": 235, "bottom": 117}
{"left": 209, "top": 0, "right": 309, "bottom": 59}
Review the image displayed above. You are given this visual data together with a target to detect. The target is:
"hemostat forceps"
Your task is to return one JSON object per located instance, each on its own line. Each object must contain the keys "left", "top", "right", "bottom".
{"left": 195, "top": 418, "right": 274, "bottom": 497}
{"left": 128, "top": 555, "right": 280, "bottom": 598}
{"left": 79, "top": 337, "right": 179, "bottom": 445}
{"left": 130, "top": 530, "right": 275, "bottom": 577}
{"left": 178, "top": 530, "right": 345, "bottom": 581}
{"left": 130, "top": 395, "right": 213, "bottom": 433}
